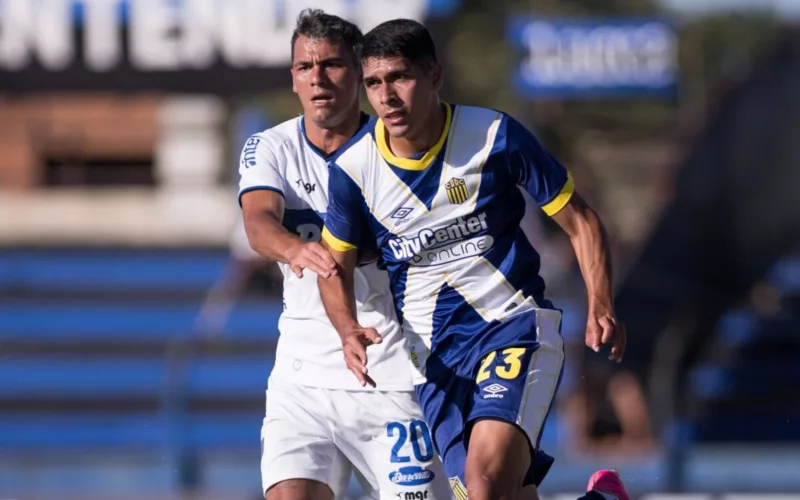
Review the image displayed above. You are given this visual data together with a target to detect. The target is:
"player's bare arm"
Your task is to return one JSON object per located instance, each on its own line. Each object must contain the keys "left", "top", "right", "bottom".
{"left": 551, "top": 192, "right": 626, "bottom": 362}
{"left": 317, "top": 241, "right": 382, "bottom": 387}
{"left": 241, "top": 189, "right": 336, "bottom": 279}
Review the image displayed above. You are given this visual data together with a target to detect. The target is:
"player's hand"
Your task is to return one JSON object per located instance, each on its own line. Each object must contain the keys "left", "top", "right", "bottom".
{"left": 586, "top": 307, "right": 626, "bottom": 363}
{"left": 341, "top": 326, "right": 383, "bottom": 387}
{"left": 286, "top": 241, "right": 337, "bottom": 279}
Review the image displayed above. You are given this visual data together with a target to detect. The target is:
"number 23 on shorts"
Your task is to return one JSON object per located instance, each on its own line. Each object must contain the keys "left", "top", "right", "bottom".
{"left": 476, "top": 347, "right": 528, "bottom": 383}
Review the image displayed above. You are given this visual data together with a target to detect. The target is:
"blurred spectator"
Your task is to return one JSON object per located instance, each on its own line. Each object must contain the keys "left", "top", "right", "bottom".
{"left": 554, "top": 296, "right": 656, "bottom": 460}
{"left": 562, "top": 361, "right": 656, "bottom": 458}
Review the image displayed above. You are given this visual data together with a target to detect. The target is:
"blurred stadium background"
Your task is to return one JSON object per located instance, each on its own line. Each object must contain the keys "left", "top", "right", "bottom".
{"left": 1, "top": 0, "right": 799, "bottom": 499}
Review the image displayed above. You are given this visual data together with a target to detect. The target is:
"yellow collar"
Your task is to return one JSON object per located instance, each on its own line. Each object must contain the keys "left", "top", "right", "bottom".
{"left": 375, "top": 103, "right": 452, "bottom": 171}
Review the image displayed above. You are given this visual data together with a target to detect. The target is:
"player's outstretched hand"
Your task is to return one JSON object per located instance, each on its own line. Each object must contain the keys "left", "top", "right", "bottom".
{"left": 287, "top": 241, "right": 337, "bottom": 279}
{"left": 586, "top": 309, "right": 626, "bottom": 363}
{"left": 341, "top": 326, "right": 383, "bottom": 387}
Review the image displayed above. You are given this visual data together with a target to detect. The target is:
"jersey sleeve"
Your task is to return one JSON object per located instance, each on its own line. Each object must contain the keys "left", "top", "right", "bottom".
{"left": 237, "top": 134, "right": 286, "bottom": 205}
{"left": 321, "top": 163, "right": 367, "bottom": 252}
{"left": 505, "top": 115, "right": 574, "bottom": 216}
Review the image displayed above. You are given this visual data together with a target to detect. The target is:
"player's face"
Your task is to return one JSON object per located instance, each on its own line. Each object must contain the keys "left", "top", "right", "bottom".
{"left": 291, "top": 36, "right": 361, "bottom": 129}
{"left": 362, "top": 56, "right": 442, "bottom": 140}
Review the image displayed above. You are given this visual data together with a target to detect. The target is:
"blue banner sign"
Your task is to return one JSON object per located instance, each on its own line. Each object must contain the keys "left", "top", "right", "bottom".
{"left": 507, "top": 18, "right": 677, "bottom": 98}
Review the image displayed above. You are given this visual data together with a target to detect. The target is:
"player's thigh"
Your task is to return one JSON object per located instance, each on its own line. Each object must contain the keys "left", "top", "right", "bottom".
{"left": 261, "top": 379, "right": 352, "bottom": 499}
{"left": 336, "top": 390, "right": 451, "bottom": 500}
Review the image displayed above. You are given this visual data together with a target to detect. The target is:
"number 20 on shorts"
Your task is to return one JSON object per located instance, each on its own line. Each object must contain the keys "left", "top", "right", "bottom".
{"left": 476, "top": 347, "right": 527, "bottom": 383}
{"left": 387, "top": 419, "right": 435, "bottom": 463}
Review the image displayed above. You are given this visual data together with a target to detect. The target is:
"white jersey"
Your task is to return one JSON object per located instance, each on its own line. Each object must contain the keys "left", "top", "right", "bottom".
{"left": 238, "top": 115, "right": 413, "bottom": 391}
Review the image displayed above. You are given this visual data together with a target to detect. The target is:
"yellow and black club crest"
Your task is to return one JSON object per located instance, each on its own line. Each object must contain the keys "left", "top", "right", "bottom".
{"left": 445, "top": 177, "right": 469, "bottom": 204}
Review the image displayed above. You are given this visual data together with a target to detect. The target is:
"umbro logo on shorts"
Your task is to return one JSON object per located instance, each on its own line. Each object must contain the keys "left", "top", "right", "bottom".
{"left": 482, "top": 383, "right": 508, "bottom": 399}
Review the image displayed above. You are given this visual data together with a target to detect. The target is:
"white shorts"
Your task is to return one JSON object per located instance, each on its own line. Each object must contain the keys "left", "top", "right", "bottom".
{"left": 260, "top": 377, "right": 451, "bottom": 500}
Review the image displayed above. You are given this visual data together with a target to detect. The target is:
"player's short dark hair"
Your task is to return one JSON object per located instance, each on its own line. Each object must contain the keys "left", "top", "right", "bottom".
{"left": 290, "top": 9, "right": 363, "bottom": 64}
{"left": 357, "top": 19, "right": 437, "bottom": 69}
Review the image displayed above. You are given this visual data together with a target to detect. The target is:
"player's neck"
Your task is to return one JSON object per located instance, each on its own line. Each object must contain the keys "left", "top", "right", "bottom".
{"left": 388, "top": 101, "right": 446, "bottom": 159}
{"left": 303, "top": 111, "right": 361, "bottom": 155}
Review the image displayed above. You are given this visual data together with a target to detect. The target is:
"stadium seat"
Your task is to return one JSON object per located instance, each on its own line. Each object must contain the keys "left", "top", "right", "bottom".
{"left": 0, "top": 250, "right": 229, "bottom": 292}
{"left": 0, "top": 413, "right": 262, "bottom": 450}
{"left": 0, "top": 358, "right": 166, "bottom": 398}
{"left": 683, "top": 255, "right": 800, "bottom": 443}
{"left": 0, "top": 302, "right": 282, "bottom": 341}
{"left": 0, "top": 356, "right": 274, "bottom": 399}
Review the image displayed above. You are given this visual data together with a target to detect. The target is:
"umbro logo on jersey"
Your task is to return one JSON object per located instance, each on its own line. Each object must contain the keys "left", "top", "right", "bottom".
{"left": 482, "top": 383, "right": 508, "bottom": 399}
{"left": 391, "top": 206, "right": 414, "bottom": 227}
{"left": 391, "top": 207, "right": 413, "bottom": 219}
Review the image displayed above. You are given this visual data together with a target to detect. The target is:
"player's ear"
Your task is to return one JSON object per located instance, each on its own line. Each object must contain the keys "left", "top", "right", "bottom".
{"left": 291, "top": 69, "right": 298, "bottom": 94}
{"left": 430, "top": 62, "right": 444, "bottom": 92}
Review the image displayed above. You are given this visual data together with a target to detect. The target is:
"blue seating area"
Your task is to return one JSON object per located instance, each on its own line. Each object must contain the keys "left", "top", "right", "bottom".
{"left": 684, "top": 254, "right": 800, "bottom": 443}
{"left": 0, "top": 248, "right": 281, "bottom": 496}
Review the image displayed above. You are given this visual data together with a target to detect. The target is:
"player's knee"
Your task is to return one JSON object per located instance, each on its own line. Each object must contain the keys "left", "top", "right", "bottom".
{"left": 464, "top": 419, "right": 532, "bottom": 500}
{"left": 464, "top": 474, "right": 521, "bottom": 500}
{"left": 265, "top": 479, "right": 334, "bottom": 500}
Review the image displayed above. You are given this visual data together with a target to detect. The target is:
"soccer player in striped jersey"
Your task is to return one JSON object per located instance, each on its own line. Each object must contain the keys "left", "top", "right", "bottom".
{"left": 318, "top": 18, "right": 629, "bottom": 500}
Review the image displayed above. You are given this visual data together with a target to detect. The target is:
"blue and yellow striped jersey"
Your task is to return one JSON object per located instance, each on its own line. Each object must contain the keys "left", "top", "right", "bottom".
{"left": 322, "top": 104, "right": 573, "bottom": 383}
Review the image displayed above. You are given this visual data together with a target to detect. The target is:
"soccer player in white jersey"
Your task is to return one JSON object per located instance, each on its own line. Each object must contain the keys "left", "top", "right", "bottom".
{"left": 318, "top": 19, "right": 630, "bottom": 500}
{"left": 238, "top": 11, "right": 450, "bottom": 500}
